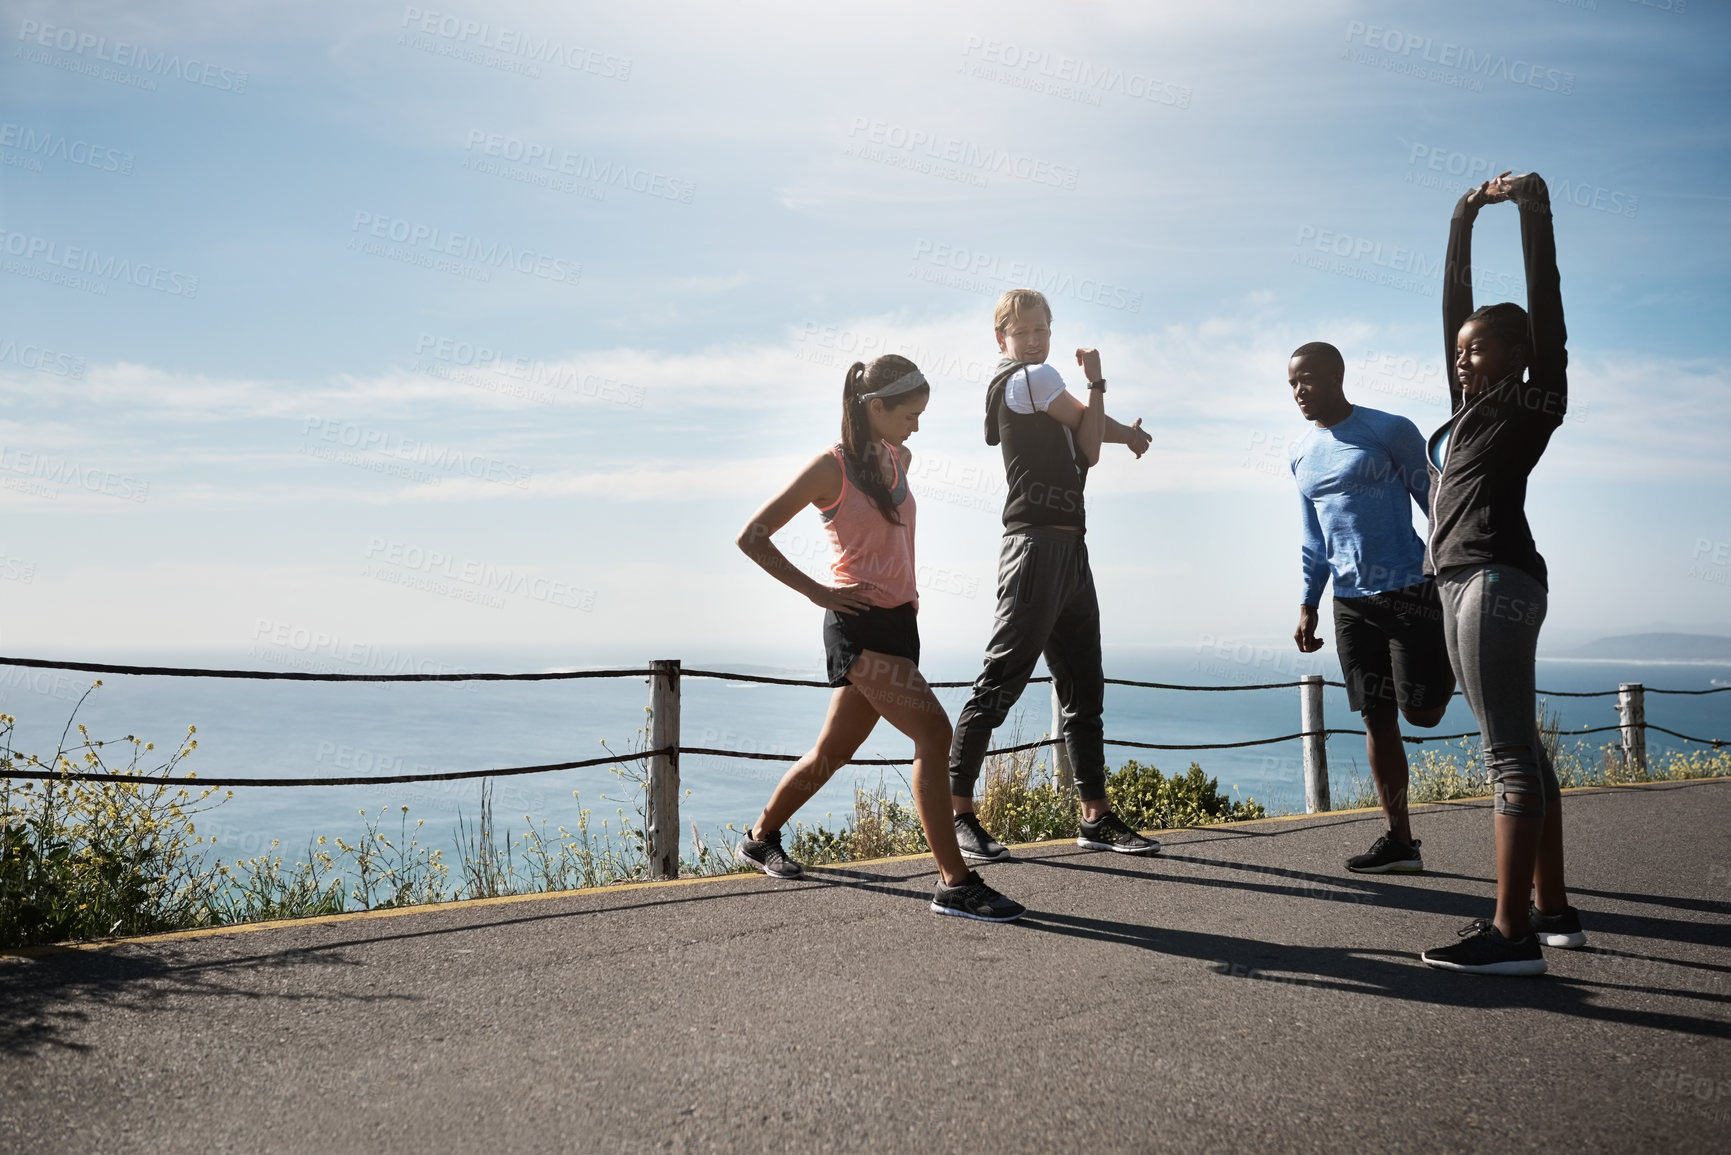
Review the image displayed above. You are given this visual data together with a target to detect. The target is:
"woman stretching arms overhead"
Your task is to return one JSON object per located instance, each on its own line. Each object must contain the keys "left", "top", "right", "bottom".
{"left": 733, "top": 354, "right": 1025, "bottom": 922}
{"left": 1419, "top": 171, "right": 1584, "bottom": 976}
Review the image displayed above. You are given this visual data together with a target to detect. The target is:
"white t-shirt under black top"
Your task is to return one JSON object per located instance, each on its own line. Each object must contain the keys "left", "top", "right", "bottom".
{"left": 984, "top": 358, "right": 1088, "bottom": 534}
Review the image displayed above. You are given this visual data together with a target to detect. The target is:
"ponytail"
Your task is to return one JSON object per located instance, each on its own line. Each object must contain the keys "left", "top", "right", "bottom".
{"left": 838, "top": 355, "right": 927, "bottom": 526}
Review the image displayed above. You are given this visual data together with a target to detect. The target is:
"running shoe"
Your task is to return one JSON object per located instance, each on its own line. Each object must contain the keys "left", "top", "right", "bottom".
{"left": 954, "top": 812, "right": 1011, "bottom": 862}
{"left": 1528, "top": 902, "right": 1587, "bottom": 949}
{"left": 1346, "top": 832, "right": 1424, "bottom": 874}
{"left": 1421, "top": 918, "right": 1546, "bottom": 976}
{"left": 931, "top": 871, "right": 1025, "bottom": 922}
{"left": 1077, "top": 811, "right": 1161, "bottom": 855}
{"left": 737, "top": 828, "right": 803, "bottom": 879}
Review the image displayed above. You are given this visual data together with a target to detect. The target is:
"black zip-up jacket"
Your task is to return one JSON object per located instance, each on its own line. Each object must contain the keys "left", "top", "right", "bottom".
{"left": 1424, "top": 174, "right": 1568, "bottom": 587}
{"left": 985, "top": 357, "right": 1089, "bottom": 533}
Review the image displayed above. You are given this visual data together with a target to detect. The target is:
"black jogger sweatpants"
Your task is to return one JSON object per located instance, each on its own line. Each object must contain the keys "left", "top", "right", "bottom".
{"left": 948, "top": 528, "right": 1107, "bottom": 801}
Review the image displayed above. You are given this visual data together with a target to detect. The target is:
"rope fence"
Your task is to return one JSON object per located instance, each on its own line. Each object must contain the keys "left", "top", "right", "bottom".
{"left": 0, "top": 655, "right": 654, "bottom": 683}
{"left": 7, "top": 653, "right": 1725, "bottom": 697}
{"left": 1, "top": 654, "right": 1723, "bottom": 875}
{"left": 0, "top": 749, "right": 673, "bottom": 788}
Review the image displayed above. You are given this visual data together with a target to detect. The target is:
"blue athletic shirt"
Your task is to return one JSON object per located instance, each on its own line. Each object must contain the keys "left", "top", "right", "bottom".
{"left": 1288, "top": 405, "right": 1430, "bottom": 604}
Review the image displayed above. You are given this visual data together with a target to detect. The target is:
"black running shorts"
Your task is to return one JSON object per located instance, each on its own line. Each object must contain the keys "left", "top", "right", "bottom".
{"left": 1332, "top": 579, "right": 1453, "bottom": 715}
{"left": 823, "top": 601, "right": 920, "bottom": 687}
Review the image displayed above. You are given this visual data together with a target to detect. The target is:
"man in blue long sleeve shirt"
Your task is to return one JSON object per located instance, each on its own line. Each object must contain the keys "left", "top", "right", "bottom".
{"left": 1287, "top": 341, "right": 1454, "bottom": 874}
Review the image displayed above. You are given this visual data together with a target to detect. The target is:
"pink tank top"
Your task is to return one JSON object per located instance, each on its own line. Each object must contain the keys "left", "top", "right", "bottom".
{"left": 817, "top": 442, "right": 918, "bottom": 609}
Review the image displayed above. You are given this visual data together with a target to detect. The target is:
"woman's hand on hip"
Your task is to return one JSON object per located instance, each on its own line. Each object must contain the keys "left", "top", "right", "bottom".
{"left": 811, "top": 583, "right": 878, "bottom": 615}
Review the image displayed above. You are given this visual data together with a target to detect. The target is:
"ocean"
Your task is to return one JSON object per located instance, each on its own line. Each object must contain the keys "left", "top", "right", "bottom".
{"left": 2, "top": 645, "right": 1726, "bottom": 866}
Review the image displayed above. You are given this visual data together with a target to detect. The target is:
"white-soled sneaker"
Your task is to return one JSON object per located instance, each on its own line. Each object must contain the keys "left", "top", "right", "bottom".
{"left": 1077, "top": 811, "right": 1161, "bottom": 855}
{"left": 1528, "top": 903, "right": 1587, "bottom": 949}
{"left": 1347, "top": 832, "right": 1424, "bottom": 874}
{"left": 931, "top": 871, "right": 1025, "bottom": 922}
{"left": 737, "top": 829, "right": 804, "bottom": 879}
{"left": 954, "top": 812, "right": 1011, "bottom": 862}
{"left": 1422, "top": 919, "right": 1547, "bottom": 976}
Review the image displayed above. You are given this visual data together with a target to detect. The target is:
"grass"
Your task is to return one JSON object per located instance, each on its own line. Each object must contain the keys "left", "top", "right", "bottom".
{"left": 1, "top": 690, "right": 742, "bottom": 948}
{"left": 1336, "top": 704, "right": 1731, "bottom": 810}
{"left": 1, "top": 687, "right": 231, "bottom": 946}
{"left": 6, "top": 688, "right": 1723, "bottom": 949}
{"left": 783, "top": 727, "right": 1267, "bottom": 865}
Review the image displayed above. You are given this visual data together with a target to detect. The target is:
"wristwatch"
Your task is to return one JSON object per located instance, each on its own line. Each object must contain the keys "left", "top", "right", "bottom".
{"left": 1088, "top": 378, "right": 1106, "bottom": 392}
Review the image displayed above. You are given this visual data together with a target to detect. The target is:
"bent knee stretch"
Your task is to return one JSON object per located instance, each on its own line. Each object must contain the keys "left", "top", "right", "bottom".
{"left": 1402, "top": 705, "right": 1447, "bottom": 729}
{"left": 1489, "top": 744, "right": 1561, "bottom": 818}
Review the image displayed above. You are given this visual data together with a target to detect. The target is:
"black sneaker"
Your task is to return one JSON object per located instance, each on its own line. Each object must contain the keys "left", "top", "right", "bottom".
{"left": 737, "top": 828, "right": 803, "bottom": 880}
{"left": 1528, "top": 903, "right": 1587, "bottom": 949}
{"left": 1077, "top": 811, "right": 1161, "bottom": 855}
{"left": 1346, "top": 831, "right": 1424, "bottom": 874}
{"left": 930, "top": 871, "right": 1025, "bottom": 922}
{"left": 1421, "top": 918, "right": 1547, "bottom": 976}
{"left": 954, "top": 812, "right": 1011, "bottom": 862}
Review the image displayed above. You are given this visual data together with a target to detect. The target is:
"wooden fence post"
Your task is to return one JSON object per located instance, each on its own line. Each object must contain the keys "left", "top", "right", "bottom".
{"left": 1617, "top": 682, "right": 1646, "bottom": 775}
{"left": 1301, "top": 674, "right": 1330, "bottom": 813}
{"left": 646, "top": 659, "right": 682, "bottom": 881}
{"left": 1050, "top": 684, "right": 1075, "bottom": 795}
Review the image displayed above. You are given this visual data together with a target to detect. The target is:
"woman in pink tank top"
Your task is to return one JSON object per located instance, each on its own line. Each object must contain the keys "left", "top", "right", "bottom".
{"left": 733, "top": 355, "right": 1023, "bottom": 922}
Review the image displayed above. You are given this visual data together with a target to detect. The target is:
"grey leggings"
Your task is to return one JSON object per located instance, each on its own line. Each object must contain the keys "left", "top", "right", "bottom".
{"left": 1436, "top": 563, "right": 1561, "bottom": 818}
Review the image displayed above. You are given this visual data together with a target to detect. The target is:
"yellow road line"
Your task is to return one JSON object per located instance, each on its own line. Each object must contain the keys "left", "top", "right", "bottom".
{"left": 2, "top": 777, "right": 1715, "bottom": 960}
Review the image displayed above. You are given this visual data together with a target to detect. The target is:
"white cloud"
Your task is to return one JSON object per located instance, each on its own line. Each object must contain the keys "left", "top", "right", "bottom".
{"left": 4, "top": 308, "right": 1725, "bottom": 520}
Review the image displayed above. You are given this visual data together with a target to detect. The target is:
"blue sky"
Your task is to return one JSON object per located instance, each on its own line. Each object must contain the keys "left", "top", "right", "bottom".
{"left": 2, "top": 0, "right": 1728, "bottom": 671}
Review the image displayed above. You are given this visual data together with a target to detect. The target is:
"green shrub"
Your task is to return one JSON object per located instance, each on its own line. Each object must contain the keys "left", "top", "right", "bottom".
{"left": 1106, "top": 760, "right": 1269, "bottom": 829}
{"left": 0, "top": 697, "right": 741, "bottom": 947}
{"left": 783, "top": 744, "right": 1268, "bottom": 865}
{"left": 786, "top": 774, "right": 930, "bottom": 865}
{"left": 0, "top": 690, "right": 228, "bottom": 948}
{"left": 977, "top": 751, "right": 1080, "bottom": 844}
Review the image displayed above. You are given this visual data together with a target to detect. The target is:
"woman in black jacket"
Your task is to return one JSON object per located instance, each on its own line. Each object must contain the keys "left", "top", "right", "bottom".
{"left": 1419, "top": 171, "right": 1586, "bottom": 976}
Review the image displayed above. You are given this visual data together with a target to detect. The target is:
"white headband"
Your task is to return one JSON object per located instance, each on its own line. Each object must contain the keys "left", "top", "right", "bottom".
{"left": 858, "top": 369, "right": 929, "bottom": 403}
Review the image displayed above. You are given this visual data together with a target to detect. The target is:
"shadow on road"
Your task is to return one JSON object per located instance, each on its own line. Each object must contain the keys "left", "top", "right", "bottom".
{"left": 1037, "top": 850, "right": 1731, "bottom": 951}
{"left": 5, "top": 779, "right": 1726, "bottom": 1059}
{"left": 0, "top": 879, "right": 786, "bottom": 1058}
{"left": 1012, "top": 907, "right": 1731, "bottom": 1040}
{"left": 0, "top": 941, "right": 403, "bottom": 1058}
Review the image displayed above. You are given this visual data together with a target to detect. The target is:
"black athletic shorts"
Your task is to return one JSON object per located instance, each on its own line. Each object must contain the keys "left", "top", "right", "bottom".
{"left": 823, "top": 601, "right": 920, "bottom": 687}
{"left": 1332, "top": 579, "right": 1453, "bottom": 716}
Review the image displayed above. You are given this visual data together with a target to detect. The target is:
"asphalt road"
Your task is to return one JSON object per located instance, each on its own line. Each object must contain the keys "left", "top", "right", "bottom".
{"left": 4, "top": 780, "right": 1729, "bottom": 1155}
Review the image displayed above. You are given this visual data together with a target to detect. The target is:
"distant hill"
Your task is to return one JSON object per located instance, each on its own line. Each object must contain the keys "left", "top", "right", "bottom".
{"left": 1572, "top": 633, "right": 1731, "bottom": 661}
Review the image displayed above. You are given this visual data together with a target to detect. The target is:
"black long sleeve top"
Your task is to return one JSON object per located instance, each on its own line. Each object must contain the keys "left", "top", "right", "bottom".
{"left": 1424, "top": 174, "right": 1568, "bottom": 587}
